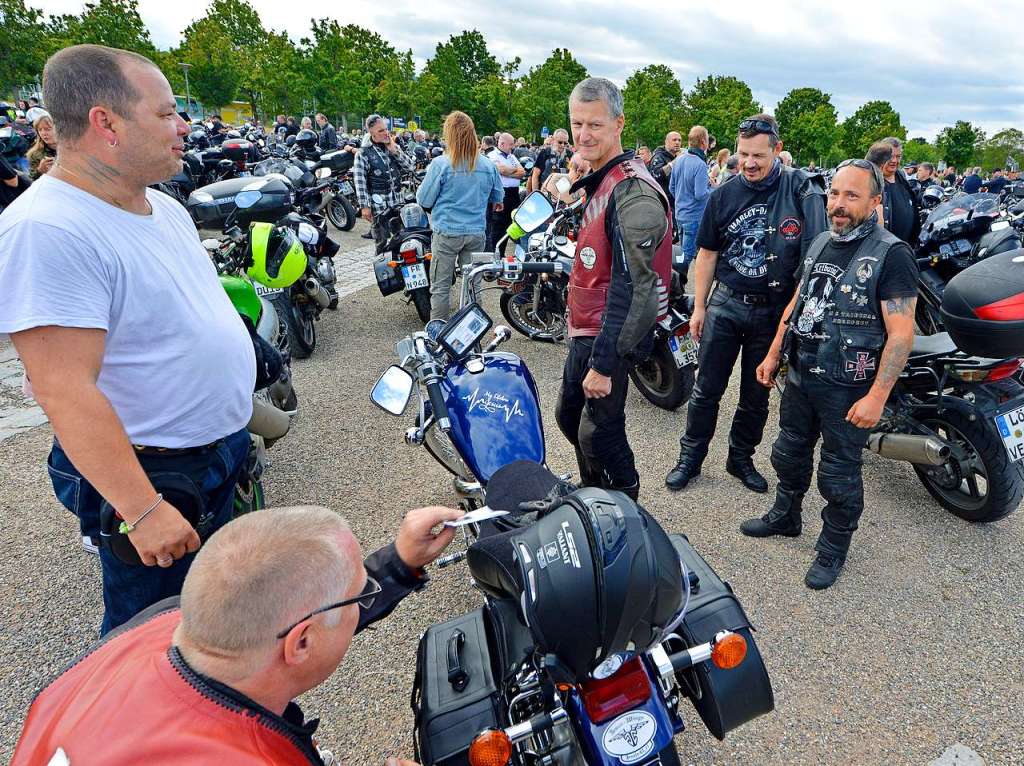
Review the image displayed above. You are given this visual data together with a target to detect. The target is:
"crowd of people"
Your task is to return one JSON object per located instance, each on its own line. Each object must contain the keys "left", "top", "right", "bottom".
{"left": 0, "top": 41, "right": 1021, "bottom": 764}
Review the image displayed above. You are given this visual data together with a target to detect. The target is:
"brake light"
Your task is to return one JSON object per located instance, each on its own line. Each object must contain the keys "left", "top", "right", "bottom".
{"left": 951, "top": 359, "right": 1022, "bottom": 382}
{"left": 974, "top": 293, "right": 1024, "bottom": 321}
{"left": 400, "top": 246, "right": 419, "bottom": 264}
{"left": 578, "top": 657, "right": 651, "bottom": 724}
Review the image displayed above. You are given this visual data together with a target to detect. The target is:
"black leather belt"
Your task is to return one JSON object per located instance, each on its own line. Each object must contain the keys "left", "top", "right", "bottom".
{"left": 132, "top": 439, "right": 221, "bottom": 456}
{"left": 714, "top": 283, "right": 773, "bottom": 306}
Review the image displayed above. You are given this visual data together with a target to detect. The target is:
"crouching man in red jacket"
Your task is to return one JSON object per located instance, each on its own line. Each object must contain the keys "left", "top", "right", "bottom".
{"left": 13, "top": 504, "right": 462, "bottom": 765}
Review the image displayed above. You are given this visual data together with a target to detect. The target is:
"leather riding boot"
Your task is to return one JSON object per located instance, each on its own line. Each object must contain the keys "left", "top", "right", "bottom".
{"left": 665, "top": 448, "right": 701, "bottom": 491}
{"left": 740, "top": 489, "right": 803, "bottom": 538}
{"left": 726, "top": 455, "right": 769, "bottom": 493}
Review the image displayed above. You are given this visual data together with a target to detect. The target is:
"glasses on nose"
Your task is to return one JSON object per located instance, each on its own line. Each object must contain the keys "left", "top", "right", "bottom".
{"left": 275, "top": 574, "right": 382, "bottom": 639}
{"left": 554, "top": 140, "right": 567, "bottom": 145}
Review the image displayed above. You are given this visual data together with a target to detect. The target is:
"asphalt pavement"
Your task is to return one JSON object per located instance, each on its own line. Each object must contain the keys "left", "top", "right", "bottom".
{"left": 0, "top": 219, "right": 1021, "bottom": 764}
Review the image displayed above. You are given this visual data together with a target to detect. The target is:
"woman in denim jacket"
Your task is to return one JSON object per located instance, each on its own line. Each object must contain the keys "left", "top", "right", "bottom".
{"left": 416, "top": 111, "right": 505, "bottom": 321}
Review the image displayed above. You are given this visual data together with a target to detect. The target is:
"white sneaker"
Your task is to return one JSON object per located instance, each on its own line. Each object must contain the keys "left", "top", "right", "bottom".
{"left": 316, "top": 748, "right": 336, "bottom": 766}
{"left": 81, "top": 535, "right": 99, "bottom": 555}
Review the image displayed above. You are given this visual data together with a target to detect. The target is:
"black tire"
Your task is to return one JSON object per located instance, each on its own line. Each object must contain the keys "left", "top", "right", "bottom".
{"left": 411, "top": 288, "right": 431, "bottom": 323}
{"left": 912, "top": 408, "right": 1024, "bottom": 522}
{"left": 629, "top": 342, "right": 695, "bottom": 411}
{"left": 499, "top": 287, "right": 564, "bottom": 343}
{"left": 326, "top": 194, "right": 356, "bottom": 231}
{"left": 272, "top": 293, "right": 315, "bottom": 359}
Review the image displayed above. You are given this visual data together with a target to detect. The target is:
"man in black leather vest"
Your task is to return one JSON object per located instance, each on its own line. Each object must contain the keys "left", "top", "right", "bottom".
{"left": 747, "top": 160, "right": 918, "bottom": 589}
{"left": 665, "top": 114, "right": 827, "bottom": 494}
{"left": 353, "top": 114, "right": 415, "bottom": 253}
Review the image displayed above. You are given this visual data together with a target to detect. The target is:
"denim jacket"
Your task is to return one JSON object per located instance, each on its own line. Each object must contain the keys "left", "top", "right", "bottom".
{"left": 416, "top": 154, "right": 504, "bottom": 236}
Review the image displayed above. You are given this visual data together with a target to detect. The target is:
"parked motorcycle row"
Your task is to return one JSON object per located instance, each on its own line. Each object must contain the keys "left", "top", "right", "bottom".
{"left": 365, "top": 185, "right": 1024, "bottom": 764}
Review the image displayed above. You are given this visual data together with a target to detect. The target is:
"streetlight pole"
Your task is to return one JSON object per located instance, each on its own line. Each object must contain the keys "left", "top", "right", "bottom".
{"left": 178, "top": 62, "right": 192, "bottom": 119}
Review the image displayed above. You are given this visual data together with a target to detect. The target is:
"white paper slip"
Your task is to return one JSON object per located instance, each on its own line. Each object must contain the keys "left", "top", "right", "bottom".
{"left": 445, "top": 507, "right": 509, "bottom": 527}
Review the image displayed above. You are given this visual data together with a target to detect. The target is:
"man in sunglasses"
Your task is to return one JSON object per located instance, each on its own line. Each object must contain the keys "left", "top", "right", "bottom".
{"left": 530, "top": 128, "right": 573, "bottom": 193}
{"left": 666, "top": 114, "right": 827, "bottom": 494}
{"left": 748, "top": 160, "right": 918, "bottom": 589}
{"left": 13, "top": 504, "right": 462, "bottom": 765}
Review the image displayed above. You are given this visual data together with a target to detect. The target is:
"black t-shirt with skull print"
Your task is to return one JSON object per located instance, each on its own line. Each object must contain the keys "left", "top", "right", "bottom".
{"left": 697, "top": 181, "right": 779, "bottom": 294}
{"left": 791, "top": 237, "right": 919, "bottom": 350}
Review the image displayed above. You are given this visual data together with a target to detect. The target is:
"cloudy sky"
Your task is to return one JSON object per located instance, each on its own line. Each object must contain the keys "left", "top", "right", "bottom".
{"left": 33, "top": 0, "right": 1024, "bottom": 140}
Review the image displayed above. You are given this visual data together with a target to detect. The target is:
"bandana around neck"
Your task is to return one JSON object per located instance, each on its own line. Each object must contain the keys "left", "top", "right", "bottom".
{"left": 739, "top": 158, "right": 782, "bottom": 191}
{"left": 829, "top": 209, "right": 879, "bottom": 243}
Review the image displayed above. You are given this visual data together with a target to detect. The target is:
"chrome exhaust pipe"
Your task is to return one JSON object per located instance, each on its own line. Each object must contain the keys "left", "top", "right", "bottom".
{"left": 303, "top": 277, "right": 330, "bottom": 308}
{"left": 247, "top": 397, "right": 291, "bottom": 440}
{"left": 866, "top": 433, "right": 950, "bottom": 466}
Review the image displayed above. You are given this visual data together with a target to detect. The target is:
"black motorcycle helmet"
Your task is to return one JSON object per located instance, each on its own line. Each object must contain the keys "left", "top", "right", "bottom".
{"left": 500, "top": 487, "right": 683, "bottom": 681}
{"left": 414, "top": 145, "right": 428, "bottom": 162}
{"left": 295, "top": 128, "right": 318, "bottom": 151}
{"left": 430, "top": 146, "right": 443, "bottom": 158}
{"left": 921, "top": 185, "right": 944, "bottom": 209}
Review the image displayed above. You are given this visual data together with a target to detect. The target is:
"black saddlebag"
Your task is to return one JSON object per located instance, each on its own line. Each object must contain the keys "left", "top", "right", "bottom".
{"left": 941, "top": 249, "right": 1024, "bottom": 359}
{"left": 412, "top": 608, "right": 501, "bottom": 765}
{"left": 669, "top": 533, "right": 774, "bottom": 740}
{"left": 374, "top": 256, "right": 405, "bottom": 296}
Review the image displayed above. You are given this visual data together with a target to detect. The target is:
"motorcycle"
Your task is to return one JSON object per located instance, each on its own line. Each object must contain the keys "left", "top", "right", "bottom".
{"left": 369, "top": 199, "right": 773, "bottom": 765}
{"left": 372, "top": 194, "right": 435, "bottom": 323}
{"left": 200, "top": 204, "right": 301, "bottom": 515}
{"left": 499, "top": 193, "right": 698, "bottom": 411}
{"left": 914, "top": 192, "right": 1021, "bottom": 335}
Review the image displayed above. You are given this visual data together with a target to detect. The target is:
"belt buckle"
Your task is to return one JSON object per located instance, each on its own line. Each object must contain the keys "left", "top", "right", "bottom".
{"left": 742, "top": 294, "right": 758, "bottom": 305}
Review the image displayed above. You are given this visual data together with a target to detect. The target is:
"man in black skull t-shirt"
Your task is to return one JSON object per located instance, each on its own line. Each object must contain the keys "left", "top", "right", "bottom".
{"left": 665, "top": 114, "right": 827, "bottom": 494}
{"left": 530, "top": 128, "right": 572, "bottom": 192}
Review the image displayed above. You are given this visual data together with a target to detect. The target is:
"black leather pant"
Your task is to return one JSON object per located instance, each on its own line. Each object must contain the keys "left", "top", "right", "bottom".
{"left": 555, "top": 337, "right": 639, "bottom": 497}
{"left": 679, "top": 292, "right": 784, "bottom": 466}
{"left": 771, "top": 350, "right": 873, "bottom": 558}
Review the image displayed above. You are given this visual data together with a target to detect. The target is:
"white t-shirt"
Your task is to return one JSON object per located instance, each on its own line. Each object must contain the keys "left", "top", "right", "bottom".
{"left": 488, "top": 149, "right": 524, "bottom": 189}
{"left": 0, "top": 175, "right": 255, "bottom": 447}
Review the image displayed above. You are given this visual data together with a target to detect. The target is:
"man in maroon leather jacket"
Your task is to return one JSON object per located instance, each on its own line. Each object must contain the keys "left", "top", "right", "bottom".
{"left": 13, "top": 505, "right": 461, "bottom": 765}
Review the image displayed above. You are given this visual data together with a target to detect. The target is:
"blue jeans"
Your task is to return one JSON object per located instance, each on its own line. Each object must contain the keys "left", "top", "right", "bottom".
{"left": 47, "top": 429, "right": 250, "bottom": 634}
{"left": 679, "top": 220, "right": 699, "bottom": 266}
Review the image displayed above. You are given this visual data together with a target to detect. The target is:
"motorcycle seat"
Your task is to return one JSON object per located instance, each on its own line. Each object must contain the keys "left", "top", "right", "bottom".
{"left": 910, "top": 332, "right": 958, "bottom": 358}
{"left": 467, "top": 528, "right": 523, "bottom": 600}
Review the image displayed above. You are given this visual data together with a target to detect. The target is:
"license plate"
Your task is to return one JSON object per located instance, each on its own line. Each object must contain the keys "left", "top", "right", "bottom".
{"left": 341, "top": 181, "right": 354, "bottom": 194}
{"left": 994, "top": 404, "right": 1024, "bottom": 462}
{"left": 402, "top": 262, "right": 429, "bottom": 289}
{"left": 668, "top": 331, "right": 698, "bottom": 368}
{"left": 254, "top": 284, "right": 283, "bottom": 298}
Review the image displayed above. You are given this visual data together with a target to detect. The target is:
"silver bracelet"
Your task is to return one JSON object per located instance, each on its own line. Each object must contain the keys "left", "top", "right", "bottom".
{"left": 119, "top": 493, "right": 163, "bottom": 534}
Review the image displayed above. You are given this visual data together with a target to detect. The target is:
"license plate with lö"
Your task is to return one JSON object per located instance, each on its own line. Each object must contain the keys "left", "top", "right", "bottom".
{"left": 402, "top": 263, "right": 429, "bottom": 290}
{"left": 994, "top": 403, "right": 1024, "bottom": 463}
{"left": 669, "top": 331, "right": 698, "bottom": 368}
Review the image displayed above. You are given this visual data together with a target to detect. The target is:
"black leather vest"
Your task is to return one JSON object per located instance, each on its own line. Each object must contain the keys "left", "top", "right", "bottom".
{"left": 716, "top": 166, "right": 823, "bottom": 301}
{"left": 792, "top": 226, "right": 901, "bottom": 387}
{"left": 361, "top": 144, "right": 403, "bottom": 197}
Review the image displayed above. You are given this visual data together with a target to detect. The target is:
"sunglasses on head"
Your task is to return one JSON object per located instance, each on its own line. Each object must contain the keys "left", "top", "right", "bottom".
{"left": 275, "top": 574, "right": 382, "bottom": 639}
{"left": 738, "top": 119, "right": 777, "bottom": 136}
{"left": 837, "top": 159, "right": 884, "bottom": 190}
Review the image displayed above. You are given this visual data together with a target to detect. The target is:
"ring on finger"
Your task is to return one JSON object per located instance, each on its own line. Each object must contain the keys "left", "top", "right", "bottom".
{"left": 157, "top": 556, "right": 174, "bottom": 567}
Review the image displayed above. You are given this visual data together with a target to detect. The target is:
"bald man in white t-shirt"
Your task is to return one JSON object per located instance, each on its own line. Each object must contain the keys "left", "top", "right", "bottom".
{"left": 0, "top": 45, "right": 255, "bottom": 633}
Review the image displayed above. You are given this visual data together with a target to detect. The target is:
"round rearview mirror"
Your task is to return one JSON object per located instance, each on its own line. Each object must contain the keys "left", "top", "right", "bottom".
{"left": 234, "top": 190, "right": 262, "bottom": 209}
{"left": 511, "top": 191, "right": 554, "bottom": 233}
{"left": 370, "top": 365, "right": 414, "bottom": 416}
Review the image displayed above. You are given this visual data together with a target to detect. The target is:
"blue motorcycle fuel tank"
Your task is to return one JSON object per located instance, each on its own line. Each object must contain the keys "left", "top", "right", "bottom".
{"left": 441, "top": 352, "right": 545, "bottom": 483}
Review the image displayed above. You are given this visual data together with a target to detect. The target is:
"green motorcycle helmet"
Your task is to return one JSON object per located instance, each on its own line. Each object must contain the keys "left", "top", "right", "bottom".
{"left": 246, "top": 222, "right": 305, "bottom": 288}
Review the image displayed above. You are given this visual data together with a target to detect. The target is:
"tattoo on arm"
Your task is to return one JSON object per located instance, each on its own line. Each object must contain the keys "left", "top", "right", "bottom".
{"left": 885, "top": 296, "right": 914, "bottom": 315}
{"left": 875, "top": 335, "right": 912, "bottom": 390}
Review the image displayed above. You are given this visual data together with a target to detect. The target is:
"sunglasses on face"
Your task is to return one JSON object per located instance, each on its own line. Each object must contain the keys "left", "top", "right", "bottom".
{"left": 275, "top": 575, "right": 382, "bottom": 639}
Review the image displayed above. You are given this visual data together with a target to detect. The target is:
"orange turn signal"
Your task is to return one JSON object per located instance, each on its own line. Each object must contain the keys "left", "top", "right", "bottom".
{"left": 387, "top": 260, "right": 399, "bottom": 268}
{"left": 711, "top": 632, "right": 747, "bottom": 670}
{"left": 425, "top": 252, "right": 433, "bottom": 260}
{"left": 468, "top": 729, "right": 512, "bottom": 766}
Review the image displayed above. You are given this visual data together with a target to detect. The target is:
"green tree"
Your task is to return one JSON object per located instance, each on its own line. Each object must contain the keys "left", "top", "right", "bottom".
{"left": 774, "top": 87, "right": 838, "bottom": 166}
{"left": 681, "top": 75, "right": 760, "bottom": 150}
{"left": 839, "top": 100, "right": 905, "bottom": 157}
{"left": 622, "top": 64, "right": 683, "bottom": 148}
{"left": 48, "top": 0, "right": 154, "bottom": 54}
{"left": 0, "top": 0, "right": 50, "bottom": 92}
{"left": 422, "top": 30, "right": 500, "bottom": 118}
{"left": 412, "top": 71, "right": 444, "bottom": 130}
{"left": 515, "top": 49, "right": 587, "bottom": 139}
{"left": 902, "top": 137, "right": 940, "bottom": 165}
{"left": 472, "top": 58, "right": 521, "bottom": 135}
{"left": 976, "top": 128, "right": 1024, "bottom": 172}
{"left": 247, "top": 31, "right": 305, "bottom": 119}
{"left": 180, "top": 17, "right": 241, "bottom": 109}
{"left": 376, "top": 50, "right": 417, "bottom": 122}
{"left": 300, "top": 21, "right": 398, "bottom": 119}
{"left": 935, "top": 120, "right": 986, "bottom": 169}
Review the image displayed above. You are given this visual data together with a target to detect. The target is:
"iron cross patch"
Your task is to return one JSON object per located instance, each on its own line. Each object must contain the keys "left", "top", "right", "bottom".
{"left": 846, "top": 351, "right": 876, "bottom": 381}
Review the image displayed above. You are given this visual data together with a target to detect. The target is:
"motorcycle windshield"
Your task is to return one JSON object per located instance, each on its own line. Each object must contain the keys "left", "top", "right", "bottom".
{"left": 920, "top": 192, "right": 1001, "bottom": 245}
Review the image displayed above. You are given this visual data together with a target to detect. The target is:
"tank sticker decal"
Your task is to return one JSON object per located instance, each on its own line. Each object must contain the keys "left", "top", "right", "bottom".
{"left": 601, "top": 710, "right": 657, "bottom": 764}
{"left": 462, "top": 387, "right": 526, "bottom": 423}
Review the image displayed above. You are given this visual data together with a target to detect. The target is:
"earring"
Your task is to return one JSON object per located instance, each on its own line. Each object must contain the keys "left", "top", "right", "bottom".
{"left": 109, "top": 139, "right": 118, "bottom": 148}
